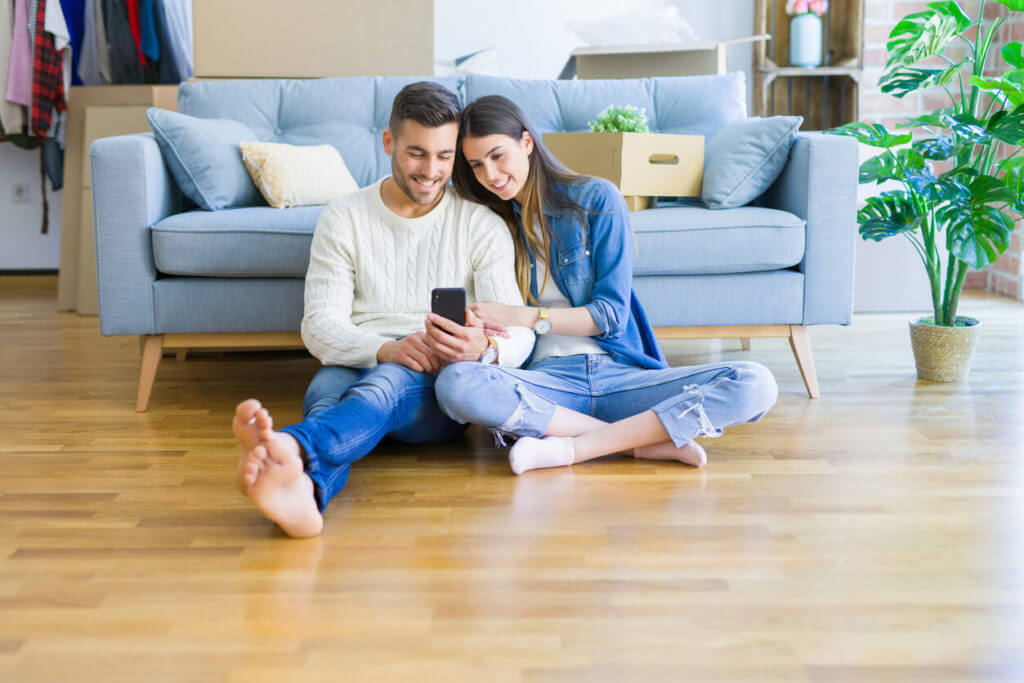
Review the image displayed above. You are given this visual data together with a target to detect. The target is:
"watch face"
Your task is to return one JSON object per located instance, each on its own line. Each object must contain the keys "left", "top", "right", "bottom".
{"left": 535, "top": 319, "right": 552, "bottom": 335}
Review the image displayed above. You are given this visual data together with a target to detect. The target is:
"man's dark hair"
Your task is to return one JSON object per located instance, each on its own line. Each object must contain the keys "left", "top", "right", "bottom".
{"left": 389, "top": 81, "right": 462, "bottom": 136}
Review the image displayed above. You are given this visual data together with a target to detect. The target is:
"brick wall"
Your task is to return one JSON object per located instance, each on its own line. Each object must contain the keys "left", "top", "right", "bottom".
{"left": 860, "top": 0, "right": 1024, "bottom": 300}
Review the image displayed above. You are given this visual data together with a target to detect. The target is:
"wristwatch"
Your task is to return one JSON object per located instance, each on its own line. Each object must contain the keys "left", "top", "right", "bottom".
{"left": 534, "top": 307, "right": 552, "bottom": 335}
{"left": 479, "top": 335, "right": 499, "bottom": 364}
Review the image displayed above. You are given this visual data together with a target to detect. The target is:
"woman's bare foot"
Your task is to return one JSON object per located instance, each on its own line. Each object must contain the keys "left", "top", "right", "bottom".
{"left": 238, "top": 406, "right": 323, "bottom": 538}
{"left": 633, "top": 440, "right": 707, "bottom": 467}
{"left": 233, "top": 399, "right": 266, "bottom": 493}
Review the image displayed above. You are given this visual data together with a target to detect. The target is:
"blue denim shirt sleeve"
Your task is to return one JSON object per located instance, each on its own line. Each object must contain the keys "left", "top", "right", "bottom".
{"left": 582, "top": 181, "right": 634, "bottom": 341}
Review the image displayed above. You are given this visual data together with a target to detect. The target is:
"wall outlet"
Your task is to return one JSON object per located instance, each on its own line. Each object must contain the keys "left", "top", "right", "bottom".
{"left": 10, "top": 184, "right": 30, "bottom": 203}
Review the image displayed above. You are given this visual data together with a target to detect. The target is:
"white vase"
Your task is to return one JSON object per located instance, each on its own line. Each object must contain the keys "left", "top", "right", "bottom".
{"left": 789, "top": 13, "right": 823, "bottom": 68}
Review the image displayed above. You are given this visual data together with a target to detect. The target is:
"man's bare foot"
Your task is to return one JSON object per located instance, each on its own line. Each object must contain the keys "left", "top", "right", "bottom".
{"left": 240, "top": 409, "right": 323, "bottom": 538}
{"left": 634, "top": 440, "right": 707, "bottom": 467}
{"left": 233, "top": 399, "right": 267, "bottom": 494}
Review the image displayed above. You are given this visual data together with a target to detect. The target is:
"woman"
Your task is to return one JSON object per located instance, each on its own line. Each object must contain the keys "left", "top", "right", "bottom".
{"left": 429, "top": 96, "right": 778, "bottom": 474}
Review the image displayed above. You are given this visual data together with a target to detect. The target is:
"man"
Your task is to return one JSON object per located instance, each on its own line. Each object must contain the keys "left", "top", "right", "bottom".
{"left": 232, "top": 82, "right": 534, "bottom": 537}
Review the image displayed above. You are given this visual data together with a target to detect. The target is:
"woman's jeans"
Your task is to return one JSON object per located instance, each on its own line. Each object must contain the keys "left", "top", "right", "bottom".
{"left": 434, "top": 354, "right": 778, "bottom": 448}
{"left": 280, "top": 364, "right": 466, "bottom": 511}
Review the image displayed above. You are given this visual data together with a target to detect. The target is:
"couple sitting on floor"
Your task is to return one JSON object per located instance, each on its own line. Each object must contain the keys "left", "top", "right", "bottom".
{"left": 232, "top": 81, "right": 779, "bottom": 538}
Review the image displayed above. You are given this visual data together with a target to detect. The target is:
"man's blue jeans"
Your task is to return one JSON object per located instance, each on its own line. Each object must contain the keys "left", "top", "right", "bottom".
{"left": 434, "top": 355, "right": 778, "bottom": 447}
{"left": 280, "top": 364, "right": 466, "bottom": 511}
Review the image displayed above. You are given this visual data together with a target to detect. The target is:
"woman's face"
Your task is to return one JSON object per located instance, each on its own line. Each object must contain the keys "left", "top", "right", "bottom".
{"left": 461, "top": 131, "right": 534, "bottom": 203}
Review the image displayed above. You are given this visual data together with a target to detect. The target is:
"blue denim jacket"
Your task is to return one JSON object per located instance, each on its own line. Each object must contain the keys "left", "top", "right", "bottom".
{"left": 512, "top": 177, "right": 667, "bottom": 370}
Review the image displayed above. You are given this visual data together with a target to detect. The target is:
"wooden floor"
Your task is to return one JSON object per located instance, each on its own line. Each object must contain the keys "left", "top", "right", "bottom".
{"left": 2, "top": 275, "right": 1024, "bottom": 683}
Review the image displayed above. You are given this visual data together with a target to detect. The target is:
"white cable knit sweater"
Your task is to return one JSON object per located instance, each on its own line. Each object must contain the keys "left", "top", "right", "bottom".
{"left": 301, "top": 179, "right": 535, "bottom": 369}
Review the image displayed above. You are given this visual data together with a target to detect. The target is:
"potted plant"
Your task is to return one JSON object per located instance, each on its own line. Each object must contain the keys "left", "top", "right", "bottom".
{"left": 830, "top": 0, "right": 1023, "bottom": 382}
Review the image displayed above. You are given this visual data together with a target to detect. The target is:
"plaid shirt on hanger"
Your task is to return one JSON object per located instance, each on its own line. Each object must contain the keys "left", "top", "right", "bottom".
{"left": 30, "top": 0, "right": 66, "bottom": 137}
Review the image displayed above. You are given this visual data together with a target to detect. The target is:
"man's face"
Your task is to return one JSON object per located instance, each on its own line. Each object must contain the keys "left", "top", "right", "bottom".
{"left": 383, "top": 119, "right": 459, "bottom": 206}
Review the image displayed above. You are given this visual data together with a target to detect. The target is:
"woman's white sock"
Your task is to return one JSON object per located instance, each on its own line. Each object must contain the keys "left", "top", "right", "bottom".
{"left": 509, "top": 436, "right": 575, "bottom": 475}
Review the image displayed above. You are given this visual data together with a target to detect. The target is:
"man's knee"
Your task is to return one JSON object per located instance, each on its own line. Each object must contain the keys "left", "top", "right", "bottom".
{"left": 304, "top": 365, "right": 363, "bottom": 416}
{"left": 434, "top": 361, "right": 492, "bottom": 424}
{"left": 348, "top": 363, "right": 424, "bottom": 409}
{"left": 734, "top": 361, "right": 779, "bottom": 420}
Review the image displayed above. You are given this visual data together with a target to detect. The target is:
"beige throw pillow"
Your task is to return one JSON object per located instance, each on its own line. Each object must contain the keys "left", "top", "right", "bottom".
{"left": 240, "top": 141, "right": 359, "bottom": 209}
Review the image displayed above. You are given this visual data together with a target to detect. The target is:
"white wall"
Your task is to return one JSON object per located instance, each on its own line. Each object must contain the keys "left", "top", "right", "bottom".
{"left": 434, "top": 0, "right": 755, "bottom": 103}
{"left": 0, "top": 143, "right": 62, "bottom": 269}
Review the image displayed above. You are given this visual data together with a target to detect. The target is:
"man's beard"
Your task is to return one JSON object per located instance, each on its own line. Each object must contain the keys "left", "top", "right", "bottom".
{"left": 392, "top": 168, "right": 446, "bottom": 206}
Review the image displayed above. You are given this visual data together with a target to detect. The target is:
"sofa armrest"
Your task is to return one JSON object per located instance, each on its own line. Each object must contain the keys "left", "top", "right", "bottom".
{"left": 91, "top": 132, "right": 182, "bottom": 336}
{"left": 761, "top": 132, "right": 858, "bottom": 325}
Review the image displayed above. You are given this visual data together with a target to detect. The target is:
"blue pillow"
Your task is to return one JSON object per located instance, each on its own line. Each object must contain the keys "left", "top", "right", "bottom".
{"left": 701, "top": 116, "right": 803, "bottom": 209}
{"left": 146, "top": 108, "right": 264, "bottom": 211}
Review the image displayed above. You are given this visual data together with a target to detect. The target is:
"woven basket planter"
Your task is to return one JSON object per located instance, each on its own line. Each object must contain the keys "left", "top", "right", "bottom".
{"left": 908, "top": 317, "right": 981, "bottom": 382}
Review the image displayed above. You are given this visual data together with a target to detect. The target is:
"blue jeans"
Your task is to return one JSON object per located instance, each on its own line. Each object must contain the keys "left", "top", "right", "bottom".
{"left": 281, "top": 364, "right": 466, "bottom": 511}
{"left": 434, "top": 355, "right": 778, "bottom": 447}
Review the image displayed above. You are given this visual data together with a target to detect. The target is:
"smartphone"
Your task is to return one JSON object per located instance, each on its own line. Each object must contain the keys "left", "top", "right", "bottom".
{"left": 431, "top": 287, "right": 466, "bottom": 328}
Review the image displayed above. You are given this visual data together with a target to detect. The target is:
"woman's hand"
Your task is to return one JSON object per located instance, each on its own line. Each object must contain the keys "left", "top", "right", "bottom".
{"left": 468, "top": 302, "right": 532, "bottom": 338}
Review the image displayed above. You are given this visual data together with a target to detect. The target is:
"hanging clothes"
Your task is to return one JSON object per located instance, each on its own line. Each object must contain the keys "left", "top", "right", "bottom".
{"left": 155, "top": 0, "right": 191, "bottom": 83}
{"left": 6, "top": 0, "right": 33, "bottom": 106}
{"left": 45, "top": 0, "right": 70, "bottom": 101}
{"left": 124, "top": 0, "right": 143, "bottom": 66}
{"left": 1, "top": 0, "right": 27, "bottom": 134}
{"left": 76, "top": 0, "right": 109, "bottom": 84}
{"left": 30, "top": 0, "right": 67, "bottom": 137}
{"left": 101, "top": 0, "right": 141, "bottom": 83}
{"left": 58, "top": 0, "right": 84, "bottom": 86}
{"left": 138, "top": 0, "right": 156, "bottom": 60}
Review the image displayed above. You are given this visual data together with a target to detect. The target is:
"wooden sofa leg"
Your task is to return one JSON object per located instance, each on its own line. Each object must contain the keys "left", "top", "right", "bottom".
{"left": 788, "top": 325, "right": 820, "bottom": 399}
{"left": 137, "top": 335, "right": 164, "bottom": 412}
{"left": 176, "top": 349, "right": 188, "bottom": 362}
{"left": 740, "top": 337, "right": 751, "bottom": 351}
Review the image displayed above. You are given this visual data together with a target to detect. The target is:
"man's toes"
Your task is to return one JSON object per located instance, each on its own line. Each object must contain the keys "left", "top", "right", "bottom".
{"left": 235, "top": 398, "right": 262, "bottom": 423}
{"left": 255, "top": 408, "right": 273, "bottom": 436}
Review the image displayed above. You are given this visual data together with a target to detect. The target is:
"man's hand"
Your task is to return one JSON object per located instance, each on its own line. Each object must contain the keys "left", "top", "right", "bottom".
{"left": 376, "top": 332, "right": 441, "bottom": 374}
{"left": 424, "top": 309, "right": 489, "bottom": 364}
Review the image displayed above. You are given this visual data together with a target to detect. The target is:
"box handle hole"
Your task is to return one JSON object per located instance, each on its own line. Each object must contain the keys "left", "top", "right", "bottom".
{"left": 648, "top": 154, "right": 679, "bottom": 165}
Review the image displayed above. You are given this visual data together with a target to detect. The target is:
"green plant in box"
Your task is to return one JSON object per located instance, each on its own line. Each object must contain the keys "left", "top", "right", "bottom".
{"left": 588, "top": 105, "right": 650, "bottom": 133}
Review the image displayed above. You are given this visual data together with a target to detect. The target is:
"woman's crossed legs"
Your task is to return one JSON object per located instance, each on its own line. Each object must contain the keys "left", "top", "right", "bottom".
{"left": 434, "top": 354, "right": 778, "bottom": 474}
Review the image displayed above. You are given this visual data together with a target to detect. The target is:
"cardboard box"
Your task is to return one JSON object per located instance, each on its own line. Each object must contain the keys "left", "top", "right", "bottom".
{"left": 570, "top": 36, "right": 769, "bottom": 79}
{"left": 543, "top": 132, "right": 704, "bottom": 198}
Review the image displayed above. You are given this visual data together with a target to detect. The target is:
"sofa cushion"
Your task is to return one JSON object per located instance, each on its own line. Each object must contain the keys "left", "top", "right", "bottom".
{"left": 702, "top": 116, "right": 803, "bottom": 209}
{"left": 146, "top": 108, "right": 264, "bottom": 210}
{"left": 465, "top": 72, "right": 746, "bottom": 141}
{"left": 631, "top": 205, "right": 805, "bottom": 276}
{"left": 177, "top": 77, "right": 464, "bottom": 189}
{"left": 152, "top": 206, "right": 323, "bottom": 277}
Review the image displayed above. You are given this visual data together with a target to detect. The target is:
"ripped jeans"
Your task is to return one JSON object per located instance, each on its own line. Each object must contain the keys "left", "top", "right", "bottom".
{"left": 434, "top": 354, "right": 778, "bottom": 447}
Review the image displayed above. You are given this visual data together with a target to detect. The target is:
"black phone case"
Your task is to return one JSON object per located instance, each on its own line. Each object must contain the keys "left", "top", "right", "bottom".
{"left": 431, "top": 287, "right": 466, "bottom": 327}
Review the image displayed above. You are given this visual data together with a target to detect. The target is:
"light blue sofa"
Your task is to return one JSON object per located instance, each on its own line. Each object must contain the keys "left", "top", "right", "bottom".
{"left": 90, "top": 73, "right": 857, "bottom": 410}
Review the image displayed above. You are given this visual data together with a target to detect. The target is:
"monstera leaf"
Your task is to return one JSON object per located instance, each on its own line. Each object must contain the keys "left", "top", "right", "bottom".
{"left": 859, "top": 148, "right": 926, "bottom": 184}
{"left": 971, "top": 74, "right": 1024, "bottom": 107}
{"left": 1003, "top": 41, "right": 1024, "bottom": 69}
{"left": 880, "top": 61, "right": 966, "bottom": 98}
{"left": 936, "top": 175, "right": 1015, "bottom": 268}
{"left": 913, "top": 136, "right": 957, "bottom": 160}
{"left": 987, "top": 107, "right": 1024, "bottom": 144}
{"left": 858, "top": 191, "right": 925, "bottom": 241}
{"left": 887, "top": 2, "right": 971, "bottom": 68}
{"left": 994, "top": 0, "right": 1024, "bottom": 11}
{"left": 832, "top": 122, "right": 912, "bottom": 148}
{"left": 999, "top": 157, "right": 1024, "bottom": 212}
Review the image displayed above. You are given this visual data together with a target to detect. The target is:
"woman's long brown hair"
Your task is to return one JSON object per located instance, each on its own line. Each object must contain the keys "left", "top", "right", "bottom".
{"left": 452, "top": 96, "right": 589, "bottom": 304}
